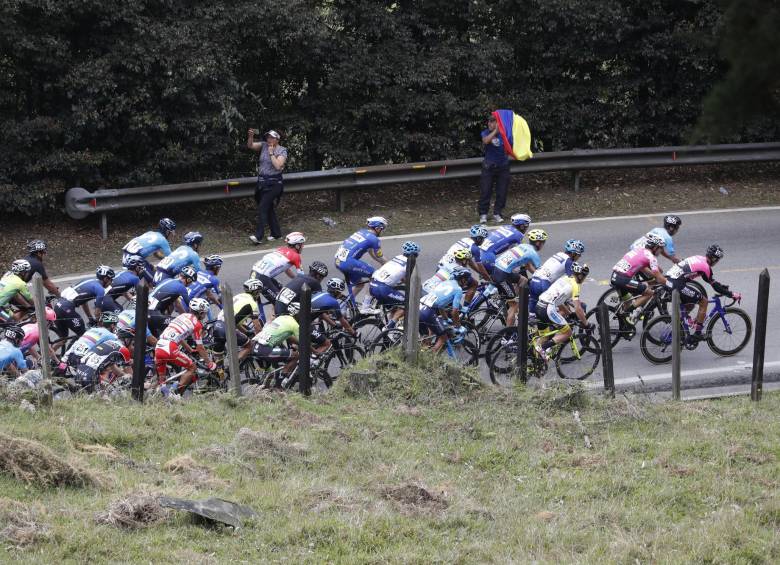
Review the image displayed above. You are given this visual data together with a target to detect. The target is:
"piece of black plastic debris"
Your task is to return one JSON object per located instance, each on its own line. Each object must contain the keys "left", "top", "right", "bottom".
{"left": 158, "top": 496, "right": 257, "bottom": 529}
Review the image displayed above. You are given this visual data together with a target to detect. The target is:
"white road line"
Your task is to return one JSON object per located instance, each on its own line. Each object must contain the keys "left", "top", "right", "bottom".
{"left": 51, "top": 205, "right": 780, "bottom": 283}
{"left": 608, "top": 360, "right": 780, "bottom": 386}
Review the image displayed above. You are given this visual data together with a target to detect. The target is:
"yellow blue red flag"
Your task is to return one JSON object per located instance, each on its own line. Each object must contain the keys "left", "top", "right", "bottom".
{"left": 492, "top": 109, "right": 533, "bottom": 161}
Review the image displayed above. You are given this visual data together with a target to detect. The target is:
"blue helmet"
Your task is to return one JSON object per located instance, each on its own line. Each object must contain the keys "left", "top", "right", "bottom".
{"left": 366, "top": 216, "right": 389, "bottom": 230}
{"left": 564, "top": 239, "right": 585, "bottom": 255}
{"left": 402, "top": 241, "right": 420, "bottom": 256}
{"left": 159, "top": 217, "right": 176, "bottom": 234}
{"left": 204, "top": 254, "right": 223, "bottom": 269}
{"left": 180, "top": 265, "right": 197, "bottom": 281}
{"left": 452, "top": 266, "right": 471, "bottom": 280}
{"left": 183, "top": 231, "right": 203, "bottom": 247}
{"left": 123, "top": 255, "right": 145, "bottom": 269}
{"left": 469, "top": 224, "right": 488, "bottom": 239}
{"left": 511, "top": 213, "right": 531, "bottom": 227}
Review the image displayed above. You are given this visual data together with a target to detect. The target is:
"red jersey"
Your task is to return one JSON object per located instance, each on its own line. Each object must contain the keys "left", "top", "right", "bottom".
{"left": 159, "top": 313, "right": 204, "bottom": 345}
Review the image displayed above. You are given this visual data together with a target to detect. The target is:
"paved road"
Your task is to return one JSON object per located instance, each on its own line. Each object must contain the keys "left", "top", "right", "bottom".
{"left": 55, "top": 206, "right": 780, "bottom": 389}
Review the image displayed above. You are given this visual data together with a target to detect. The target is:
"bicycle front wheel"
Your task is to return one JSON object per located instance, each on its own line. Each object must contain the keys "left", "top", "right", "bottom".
{"left": 352, "top": 317, "right": 385, "bottom": 348}
{"left": 555, "top": 331, "right": 601, "bottom": 380}
{"left": 639, "top": 315, "right": 675, "bottom": 364}
{"left": 369, "top": 328, "right": 404, "bottom": 354}
{"left": 706, "top": 307, "right": 752, "bottom": 356}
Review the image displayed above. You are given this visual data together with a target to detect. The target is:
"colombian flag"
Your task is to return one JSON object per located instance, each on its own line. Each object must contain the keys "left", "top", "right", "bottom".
{"left": 492, "top": 109, "right": 533, "bottom": 161}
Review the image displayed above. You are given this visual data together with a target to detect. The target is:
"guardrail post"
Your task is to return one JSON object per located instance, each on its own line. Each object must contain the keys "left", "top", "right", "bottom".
{"left": 571, "top": 171, "right": 581, "bottom": 192}
{"left": 751, "top": 269, "right": 770, "bottom": 401}
{"left": 671, "top": 289, "right": 681, "bottom": 400}
{"left": 220, "top": 283, "right": 242, "bottom": 397}
{"left": 31, "top": 274, "right": 53, "bottom": 405}
{"left": 404, "top": 264, "right": 421, "bottom": 364}
{"left": 597, "top": 303, "right": 615, "bottom": 398}
{"left": 336, "top": 189, "right": 346, "bottom": 212}
{"left": 516, "top": 285, "right": 529, "bottom": 382}
{"left": 298, "top": 284, "right": 312, "bottom": 396}
{"left": 131, "top": 283, "right": 149, "bottom": 402}
{"left": 100, "top": 213, "right": 109, "bottom": 240}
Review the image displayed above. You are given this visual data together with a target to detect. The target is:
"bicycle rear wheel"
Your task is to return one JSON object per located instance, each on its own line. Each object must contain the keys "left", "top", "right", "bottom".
{"left": 352, "top": 317, "right": 384, "bottom": 347}
{"left": 706, "top": 307, "right": 752, "bottom": 356}
{"left": 470, "top": 306, "right": 506, "bottom": 356}
{"left": 369, "top": 328, "right": 404, "bottom": 354}
{"left": 639, "top": 315, "right": 676, "bottom": 364}
{"left": 555, "top": 331, "right": 601, "bottom": 380}
{"left": 321, "top": 344, "right": 365, "bottom": 381}
{"left": 585, "top": 306, "right": 630, "bottom": 348}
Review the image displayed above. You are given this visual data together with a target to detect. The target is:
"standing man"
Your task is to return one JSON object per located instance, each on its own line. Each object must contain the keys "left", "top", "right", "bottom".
{"left": 25, "top": 240, "right": 59, "bottom": 296}
{"left": 478, "top": 114, "right": 510, "bottom": 224}
{"left": 247, "top": 128, "right": 288, "bottom": 245}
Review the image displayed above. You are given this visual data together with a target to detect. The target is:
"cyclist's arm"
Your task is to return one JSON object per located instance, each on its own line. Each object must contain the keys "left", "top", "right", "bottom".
{"left": 146, "top": 334, "right": 158, "bottom": 346}
{"left": 6, "top": 362, "right": 20, "bottom": 378}
{"left": 661, "top": 248, "right": 681, "bottom": 264}
{"left": 320, "top": 312, "right": 337, "bottom": 328}
{"left": 205, "top": 289, "right": 221, "bottom": 307}
{"left": 153, "top": 250, "right": 166, "bottom": 260}
{"left": 195, "top": 343, "right": 210, "bottom": 364}
{"left": 573, "top": 299, "right": 588, "bottom": 325}
{"left": 368, "top": 248, "right": 387, "bottom": 265}
{"left": 43, "top": 278, "right": 61, "bottom": 297}
{"left": 641, "top": 267, "right": 667, "bottom": 285}
{"left": 471, "top": 260, "right": 491, "bottom": 281}
{"left": 339, "top": 315, "right": 356, "bottom": 336}
{"left": 174, "top": 299, "right": 187, "bottom": 314}
{"left": 525, "top": 264, "right": 537, "bottom": 274}
{"left": 10, "top": 294, "right": 33, "bottom": 310}
{"left": 82, "top": 302, "right": 95, "bottom": 322}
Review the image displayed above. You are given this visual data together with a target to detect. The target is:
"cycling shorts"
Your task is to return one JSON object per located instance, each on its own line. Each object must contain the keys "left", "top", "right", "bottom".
{"left": 154, "top": 340, "right": 194, "bottom": 377}
{"left": 369, "top": 281, "right": 405, "bottom": 306}
{"left": 491, "top": 269, "right": 521, "bottom": 299}
{"left": 53, "top": 298, "right": 86, "bottom": 338}
{"left": 211, "top": 320, "right": 248, "bottom": 352}
{"left": 610, "top": 271, "right": 647, "bottom": 296}
{"left": 419, "top": 306, "right": 447, "bottom": 336}
{"left": 100, "top": 295, "right": 124, "bottom": 314}
{"left": 667, "top": 278, "right": 706, "bottom": 305}
{"left": 252, "top": 274, "right": 282, "bottom": 304}
{"left": 148, "top": 309, "right": 173, "bottom": 337}
{"left": 528, "top": 278, "right": 551, "bottom": 312}
{"left": 311, "top": 326, "right": 327, "bottom": 346}
{"left": 250, "top": 342, "right": 294, "bottom": 362}
{"left": 535, "top": 301, "right": 567, "bottom": 328}
{"left": 336, "top": 258, "right": 375, "bottom": 285}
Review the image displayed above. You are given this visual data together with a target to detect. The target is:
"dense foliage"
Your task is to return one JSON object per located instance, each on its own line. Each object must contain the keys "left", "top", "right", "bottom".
{"left": 0, "top": 0, "right": 777, "bottom": 215}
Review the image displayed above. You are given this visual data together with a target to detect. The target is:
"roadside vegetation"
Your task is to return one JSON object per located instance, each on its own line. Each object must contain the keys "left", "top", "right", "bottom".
{"left": 1, "top": 351, "right": 778, "bottom": 563}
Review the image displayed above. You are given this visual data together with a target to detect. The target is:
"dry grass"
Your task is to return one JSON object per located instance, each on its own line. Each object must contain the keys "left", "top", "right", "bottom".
{"left": 0, "top": 498, "right": 49, "bottom": 547}
{"left": 0, "top": 432, "right": 99, "bottom": 488}
{"left": 95, "top": 491, "right": 168, "bottom": 529}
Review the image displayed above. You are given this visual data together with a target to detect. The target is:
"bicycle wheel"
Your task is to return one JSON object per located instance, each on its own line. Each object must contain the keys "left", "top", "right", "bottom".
{"left": 352, "top": 318, "right": 384, "bottom": 348}
{"left": 555, "top": 330, "right": 601, "bottom": 380}
{"left": 706, "top": 307, "right": 752, "bottom": 356}
{"left": 369, "top": 328, "right": 404, "bottom": 354}
{"left": 487, "top": 328, "right": 544, "bottom": 385}
{"left": 484, "top": 326, "right": 517, "bottom": 367}
{"left": 639, "top": 315, "right": 676, "bottom": 364}
{"left": 585, "top": 306, "right": 629, "bottom": 348}
{"left": 470, "top": 306, "right": 506, "bottom": 356}
{"left": 596, "top": 287, "right": 622, "bottom": 309}
{"left": 239, "top": 357, "right": 265, "bottom": 385}
{"left": 321, "top": 343, "right": 365, "bottom": 381}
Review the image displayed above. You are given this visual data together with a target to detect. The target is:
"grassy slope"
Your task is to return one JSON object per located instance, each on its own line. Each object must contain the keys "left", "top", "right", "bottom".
{"left": 1, "top": 359, "right": 778, "bottom": 563}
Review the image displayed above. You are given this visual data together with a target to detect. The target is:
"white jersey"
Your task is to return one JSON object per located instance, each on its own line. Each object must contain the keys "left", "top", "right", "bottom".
{"left": 539, "top": 276, "right": 580, "bottom": 308}
{"left": 439, "top": 238, "right": 475, "bottom": 267}
{"left": 372, "top": 255, "right": 407, "bottom": 286}
{"left": 251, "top": 251, "right": 293, "bottom": 278}
{"left": 532, "top": 252, "right": 570, "bottom": 283}
{"left": 422, "top": 263, "right": 461, "bottom": 294}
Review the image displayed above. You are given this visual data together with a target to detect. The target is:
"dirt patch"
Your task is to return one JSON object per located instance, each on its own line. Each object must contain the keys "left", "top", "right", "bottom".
{"left": 235, "top": 428, "right": 308, "bottom": 463}
{"left": 162, "top": 454, "right": 228, "bottom": 490}
{"left": 0, "top": 432, "right": 100, "bottom": 488}
{"left": 95, "top": 491, "right": 169, "bottom": 529}
{"left": 380, "top": 483, "right": 449, "bottom": 513}
{"left": 0, "top": 498, "right": 49, "bottom": 547}
{"left": 306, "top": 487, "right": 366, "bottom": 514}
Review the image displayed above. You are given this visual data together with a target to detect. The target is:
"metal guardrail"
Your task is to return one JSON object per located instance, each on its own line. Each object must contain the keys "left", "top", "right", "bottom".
{"left": 66, "top": 142, "right": 780, "bottom": 238}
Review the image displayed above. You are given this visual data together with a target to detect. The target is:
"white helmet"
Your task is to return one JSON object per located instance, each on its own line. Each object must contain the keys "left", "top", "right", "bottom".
{"left": 366, "top": 216, "right": 389, "bottom": 230}
{"left": 285, "top": 232, "right": 306, "bottom": 245}
{"left": 189, "top": 298, "right": 210, "bottom": 314}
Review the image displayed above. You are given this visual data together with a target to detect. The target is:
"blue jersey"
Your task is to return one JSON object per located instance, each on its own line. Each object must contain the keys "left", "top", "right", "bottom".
{"left": 479, "top": 226, "right": 525, "bottom": 256}
{"left": 494, "top": 244, "right": 541, "bottom": 274}
{"left": 61, "top": 279, "right": 106, "bottom": 307}
{"left": 122, "top": 230, "right": 172, "bottom": 258}
{"left": 106, "top": 270, "right": 140, "bottom": 299}
{"left": 118, "top": 309, "right": 153, "bottom": 338}
{"left": 187, "top": 271, "right": 220, "bottom": 301}
{"left": 631, "top": 227, "right": 675, "bottom": 256}
{"left": 156, "top": 245, "right": 201, "bottom": 275}
{"left": 335, "top": 229, "right": 381, "bottom": 263}
{"left": 149, "top": 278, "right": 190, "bottom": 312}
{"left": 420, "top": 280, "right": 464, "bottom": 311}
{"left": 0, "top": 340, "right": 27, "bottom": 371}
{"left": 311, "top": 292, "right": 341, "bottom": 318}
{"left": 481, "top": 128, "right": 509, "bottom": 166}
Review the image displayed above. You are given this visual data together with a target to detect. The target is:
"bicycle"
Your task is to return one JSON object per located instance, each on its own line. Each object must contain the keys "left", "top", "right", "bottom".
{"left": 586, "top": 284, "right": 671, "bottom": 347}
{"left": 463, "top": 282, "right": 507, "bottom": 356}
{"left": 369, "top": 319, "right": 480, "bottom": 366}
{"left": 639, "top": 293, "right": 752, "bottom": 364}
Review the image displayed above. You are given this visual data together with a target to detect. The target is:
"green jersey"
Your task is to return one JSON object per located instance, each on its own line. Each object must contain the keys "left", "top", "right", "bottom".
{"left": 0, "top": 273, "right": 32, "bottom": 308}
{"left": 255, "top": 315, "right": 299, "bottom": 347}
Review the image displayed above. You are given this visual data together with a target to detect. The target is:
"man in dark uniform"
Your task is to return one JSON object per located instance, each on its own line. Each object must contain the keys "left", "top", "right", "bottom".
{"left": 25, "top": 239, "right": 60, "bottom": 296}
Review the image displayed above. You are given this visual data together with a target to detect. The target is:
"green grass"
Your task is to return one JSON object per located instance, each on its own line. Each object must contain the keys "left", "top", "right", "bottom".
{"left": 1, "top": 359, "right": 779, "bottom": 563}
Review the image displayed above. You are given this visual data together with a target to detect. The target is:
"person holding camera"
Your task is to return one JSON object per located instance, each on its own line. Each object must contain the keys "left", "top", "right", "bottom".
{"left": 247, "top": 128, "right": 288, "bottom": 245}
{"left": 478, "top": 114, "right": 510, "bottom": 224}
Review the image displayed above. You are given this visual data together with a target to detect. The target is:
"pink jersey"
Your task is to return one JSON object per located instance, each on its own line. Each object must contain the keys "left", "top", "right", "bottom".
{"left": 613, "top": 248, "right": 658, "bottom": 277}
{"left": 159, "top": 313, "right": 204, "bottom": 345}
{"left": 665, "top": 255, "right": 711, "bottom": 281}
{"left": 21, "top": 323, "right": 39, "bottom": 351}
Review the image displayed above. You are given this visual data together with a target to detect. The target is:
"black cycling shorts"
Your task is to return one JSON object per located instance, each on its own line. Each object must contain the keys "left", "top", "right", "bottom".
{"left": 53, "top": 298, "right": 86, "bottom": 337}
{"left": 250, "top": 342, "right": 293, "bottom": 362}
{"left": 211, "top": 320, "right": 248, "bottom": 352}
{"left": 492, "top": 269, "right": 521, "bottom": 299}
{"left": 610, "top": 271, "right": 647, "bottom": 296}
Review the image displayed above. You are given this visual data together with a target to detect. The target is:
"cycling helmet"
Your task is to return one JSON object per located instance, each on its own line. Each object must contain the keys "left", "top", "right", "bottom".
{"left": 469, "top": 225, "right": 488, "bottom": 239}
{"left": 189, "top": 297, "right": 210, "bottom": 313}
{"left": 564, "top": 239, "right": 585, "bottom": 255}
{"left": 664, "top": 215, "right": 682, "bottom": 229}
{"left": 100, "top": 311, "right": 119, "bottom": 325}
{"left": 3, "top": 326, "right": 25, "bottom": 347}
{"left": 510, "top": 213, "right": 532, "bottom": 227}
{"left": 706, "top": 244, "right": 724, "bottom": 260}
{"left": 10, "top": 259, "right": 31, "bottom": 275}
{"left": 571, "top": 262, "right": 590, "bottom": 277}
{"left": 527, "top": 228, "right": 548, "bottom": 242}
{"left": 26, "top": 239, "right": 47, "bottom": 253}
{"left": 159, "top": 217, "right": 177, "bottom": 234}
{"left": 204, "top": 254, "right": 223, "bottom": 269}
{"left": 452, "top": 267, "right": 471, "bottom": 280}
{"left": 309, "top": 261, "right": 328, "bottom": 278}
{"left": 44, "top": 307, "right": 56, "bottom": 322}
{"left": 285, "top": 231, "right": 306, "bottom": 245}
{"left": 117, "top": 328, "right": 135, "bottom": 340}
{"left": 366, "top": 216, "right": 389, "bottom": 230}
{"left": 117, "top": 346, "right": 132, "bottom": 365}
{"left": 452, "top": 248, "right": 472, "bottom": 262}
{"left": 180, "top": 265, "right": 197, "bottom": 281}
{"left": 243, "top": 278, "right": 264, "bottom": 293}
{"left": 183, "top": 231, "right": 203, "bottom": 247}
{"left": 402, "top": 241, "right": 421, "bottom": 256}
{"left": 124, "top": 255, "right": 145, "bottom": 270}
{"left": 645, "top": 233, "right": 666, "bottom": 249}
{"left": 96, "top": 265, "right": 115, "bottom": 279}
{"left": 287, "top": 302, "right": 301, "bottom": 316}
{"left": 326, "top": 278, "right": 346, "bottom": 294}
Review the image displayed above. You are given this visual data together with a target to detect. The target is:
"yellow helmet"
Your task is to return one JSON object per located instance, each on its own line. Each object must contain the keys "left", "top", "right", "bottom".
{"left": 452, "top": 248, "right": 472, "bottom": 261}
{"left": 527, "top": 229, "right": 548, "bottom": 242}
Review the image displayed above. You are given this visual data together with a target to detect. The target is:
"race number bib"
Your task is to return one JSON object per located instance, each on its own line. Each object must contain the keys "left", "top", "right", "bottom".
{"left": 84, "top": 352, "right": 104, "bottom": 370}
{"left": 420, "top": 293, "right": 438, "bottom": 308}
{"left": 72, "top": 341, "right": 90, "bottom": 357}
{"left": 614, "top": 259, "right": 631, "bottom": 273}
{"left": 276, "top": 287, "right": 296, "bottom": 305}
{"left": 667, "top": 264, "right": 684, "bottom": 279}
{"left": 158, "top": 256, "right": 174, "bottom": 270}
{"left": 148, "top": 297, "right": 159, "bottom": 310}
{"left": 124, "top": 240, "right": 143, "bottom": 254}
{"left": 61, "top": 287, "right": 79, "bottom": 301}
{"left": 335, "top": 246, "right": 350, "bottom": 262}
{"left": 495, "top": 254, "right": 514, "bottom": 270}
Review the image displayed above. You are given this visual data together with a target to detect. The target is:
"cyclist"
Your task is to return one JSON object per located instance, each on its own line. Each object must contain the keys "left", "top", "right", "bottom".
{"left": 335, "top": 216, "right": 389, "bottom": 312}
{"left": 25, "top": 239, "right": 60, "bottom": 296}
{"left": 250, "top": 232, "right": 307, "bottom": 306}
{"left": 439, "top": 225, "right": 492, "bottom": 281}
{"left": 153, "top": 231, "right": 203, "bottom": 285}
{"left": 492, "top": 228, "right": 548, "bottom": 326}
{"left": 54, "top": 265, "right": 115, "bottom": 339}
{"left": 479, "top": 213, "right": 532, "bottom": 271}
{"left": 369, "top": 241, "right": 420, "bottom": 328}
{"left": 72, "top": 341, "right": 132, "bottom": 393}
{"left": 418, "top": 267, "right": 472, "bottom": 354}
{"left": 274, "top": 261, "right": 328, "bottom": 316}
{"left": 154, "top": 297, "right": 216, "bottom": 396}
{"left": 631, "top": 214, "right": 682, "bottom": 264}
{"left": 0, "top": 260, "right": 34, "bottom": 323}
{"left": 147, "top": 265, "right": 196, "bottom": 336}
{"left": 59, "top": 311, "right": 121, "bottom": 370}
{"left": 99, "top": 255, "right": 145, "bottom": 313}
{"left": 0, "top": 326, "right": 28, "bottom": 377}
{"left": 535, "top": 262, "right": 592, "bottom": 361}
{"left": 249, "top": 307, "right": 301, "bottom": 388}
{"left": 214, "top": 279, "right": 265, "bottom": 360}
{"left": 122, "top": 218, "right": 177, "bottom": 284}
{"left": 528, "top": 239, "right": 585, "bottom": 315}
{"left": 611, "top": 233, "right": 668, "bottom": 325}
{"left": 187, "top": 254, "right": 224, "bottom": 309}
{"left": 310, "top": 278, "right": 357, "bottom": 346}
{"left": 664, "top": 244, "right": 739, "bottom": 345}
